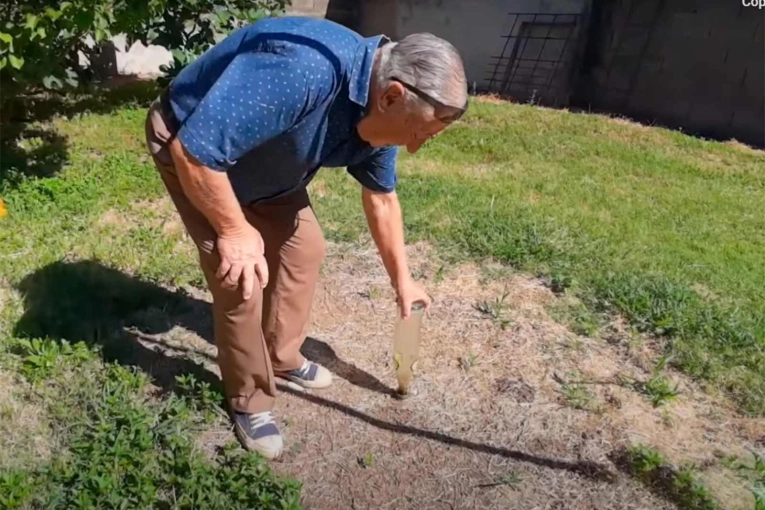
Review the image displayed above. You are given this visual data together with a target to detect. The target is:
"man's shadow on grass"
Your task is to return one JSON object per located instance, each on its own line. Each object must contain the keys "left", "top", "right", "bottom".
{"left": 12, "top": 260, "right": 219, "bottom": 393}
{"left": 12, "top": 260, "right": 394, "bottom": 398}
{"left": 12, "top": 259, "right": 615, "bottom": 482}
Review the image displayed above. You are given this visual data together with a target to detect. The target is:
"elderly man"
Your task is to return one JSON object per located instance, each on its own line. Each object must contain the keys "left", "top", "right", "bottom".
{"left": 144, "top": 15, "right": 467, "bottom": 459}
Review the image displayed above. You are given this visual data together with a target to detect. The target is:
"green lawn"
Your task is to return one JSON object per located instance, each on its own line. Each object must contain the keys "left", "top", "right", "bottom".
{"left": 1, "top": 86, "right": 302, "bottom": 509}
{"left": 1, "top": 82, "right": 764, "bottom": 506}
{"left": 313, "top": 100, "right": 765, "bottom": 416}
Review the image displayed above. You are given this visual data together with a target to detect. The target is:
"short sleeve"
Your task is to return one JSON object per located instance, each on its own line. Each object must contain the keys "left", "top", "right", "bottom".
{"left": 176, "top": 51, "right": 316, "bottom": 171}
{"left": 346, "top": 146, "right": 399, "bottom": 193}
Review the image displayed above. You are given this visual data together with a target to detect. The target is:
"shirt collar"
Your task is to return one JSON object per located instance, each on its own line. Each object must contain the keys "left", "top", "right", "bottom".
{"left": 349, "top": 35, "right": 390, "bottom": 107}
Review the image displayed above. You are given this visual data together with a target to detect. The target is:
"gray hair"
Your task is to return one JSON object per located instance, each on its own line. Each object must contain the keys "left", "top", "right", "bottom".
{"left": 375, "top": 33, "right": 467, "bottom": 114}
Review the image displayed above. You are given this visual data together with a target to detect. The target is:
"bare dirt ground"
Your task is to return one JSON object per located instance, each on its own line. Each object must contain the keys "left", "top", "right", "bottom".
{"left": 132, "top": 241, "right": 764, "bottom": 510}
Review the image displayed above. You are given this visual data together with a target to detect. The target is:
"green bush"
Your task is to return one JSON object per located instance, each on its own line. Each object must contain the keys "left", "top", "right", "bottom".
{"left": 1, "top": 338, "right": 302, "bottom": 509}
{"left": 133, "top": 0, "right": 290, "bottom": 87}
{"left": 625, "top": 444, "right": 719, "bottom": 510}
{"left": 0, "top": 0, "right": 289, "bottom": 114}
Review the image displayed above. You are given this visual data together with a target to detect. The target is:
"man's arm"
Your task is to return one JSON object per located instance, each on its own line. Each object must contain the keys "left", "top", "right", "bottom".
{"left": 168, "top": 138, "right": 269, "bottom": 299}
{"left": 361, "top": 187, "right": 409, "bottom": 286}
{"left": 169, "top": 138, "right": 248, "bottom": 236}
{"left": 361, "top": 187, "right": 430, "bottom": 318}
{"left": 164, "top": 50, "right": 333, "bottom": 298}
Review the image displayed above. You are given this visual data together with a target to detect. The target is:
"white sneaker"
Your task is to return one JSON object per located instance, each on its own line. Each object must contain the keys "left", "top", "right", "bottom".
{"left": 232, "top": 410, "right": 283, "bottom": 460}
{"left": 282, "top": 360, "right": 333, "bottom": 389}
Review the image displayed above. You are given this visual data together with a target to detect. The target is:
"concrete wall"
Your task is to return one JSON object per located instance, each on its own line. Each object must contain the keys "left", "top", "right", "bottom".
{"left": 357, "top": 0, "right": 399, "bottom": 41}
{"left": 97, "top": 1, "right": 358, "bottom": 78}
{"left": 106, "top": 0, "right": 594, "bottom": 90}
{"left": 291, "top": 0, "right": 358, "bottom": 26}
{"left": 576, "top": 0, "right": 765, "bottom": 146}
{"left": 352, "top": 0, "right": 590, "bottom": 96}
{"left": 110, "top": 35, "right": 172, "bottom": 78}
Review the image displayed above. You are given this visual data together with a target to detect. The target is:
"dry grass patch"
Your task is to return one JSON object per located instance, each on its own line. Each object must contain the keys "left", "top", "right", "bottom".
{"left": 130, "top": 196, "right": 185, "bottom": 234}
{"left": 98, "top": 197, "right": 183, "bottom": 235}
{"left": 399, "top": 158, "right": 503, "bottom": 181}
{"left": 0, "top": 369, "right": 53, "bottom": 470}
{"left": 472, "top": 93, "right": 507, "bottom": 105}
{"left": 98, "top": 209, "right": 130, "bottom": 229}
{"left": 124, "top": 242, "right": 762, "bottom": 508}
{"left": 698, "top": 465, "right": 756, "bottom": 510}
{"left": 724, "top": 139, "right": 765, "bottom": 154}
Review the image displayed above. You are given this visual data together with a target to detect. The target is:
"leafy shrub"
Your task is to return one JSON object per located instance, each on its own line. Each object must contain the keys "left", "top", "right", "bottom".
{"left": 147, "top": 0, "right": 290, "bottom": 86}
{"left": 620, "top": 356, "right": 681, "bottom": 408}
{"left": 624, "top": 444, "right": 719, "bottom": 510}
{"left": 13, "top": 337, "right": 93, "bottom": 380}
{"left": 0, "top": 0, "right": 289, "bottom": 115}
{"left": 2, "top": 339, "right": 301, "bottom": 509}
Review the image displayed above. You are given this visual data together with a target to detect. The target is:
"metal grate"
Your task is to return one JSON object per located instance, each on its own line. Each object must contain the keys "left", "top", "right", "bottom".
{"left": 598, "top": 0, "right": 667, "bottom": 110}
{"left": 487, "top": 13, "right": 584, "bottom": 105}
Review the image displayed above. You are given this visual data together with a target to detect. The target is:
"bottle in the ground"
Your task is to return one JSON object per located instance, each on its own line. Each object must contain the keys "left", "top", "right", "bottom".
{"left": 392, "top": 301, "right": 425, "bottom": 397}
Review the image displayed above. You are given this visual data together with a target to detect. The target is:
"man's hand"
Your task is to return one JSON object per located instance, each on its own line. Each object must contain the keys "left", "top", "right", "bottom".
{"left": 168, "top": 138, "right": 268, "bottom": 300}
{"left": 360, "top": 188, "right": 430, "bottom": 319}
{"left": 216, "top": 224, "right": 269, "bottom": 300}
{"left": 395, "top": 277, "right": 431, "bottom": 319}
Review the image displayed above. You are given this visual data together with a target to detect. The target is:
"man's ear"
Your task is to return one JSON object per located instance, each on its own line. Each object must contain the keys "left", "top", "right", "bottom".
{"left": 378, "top": 82, "right": 406, "bottom": 113}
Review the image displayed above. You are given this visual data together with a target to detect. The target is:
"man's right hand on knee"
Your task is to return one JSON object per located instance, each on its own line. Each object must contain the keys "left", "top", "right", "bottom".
{"left": 216, "top": 224, "right": 269, "bottom": 299}
{"left": 167, "top": 138, "right": 269, "bottom": 300}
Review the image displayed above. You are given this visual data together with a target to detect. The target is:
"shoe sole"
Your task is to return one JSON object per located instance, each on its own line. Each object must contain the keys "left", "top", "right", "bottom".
{"left": 279, "top": 373, "right": 332, "bottom": 389}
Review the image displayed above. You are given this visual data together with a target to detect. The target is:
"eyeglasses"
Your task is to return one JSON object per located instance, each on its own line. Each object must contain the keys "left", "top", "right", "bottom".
{"left": 391, "top": 77, "right": 468, "bottom": 124}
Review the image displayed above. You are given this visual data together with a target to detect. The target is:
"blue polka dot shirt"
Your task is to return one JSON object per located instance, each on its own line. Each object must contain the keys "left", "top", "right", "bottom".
{"left": 166, "top": 16, "right": 399, "bottom": 205}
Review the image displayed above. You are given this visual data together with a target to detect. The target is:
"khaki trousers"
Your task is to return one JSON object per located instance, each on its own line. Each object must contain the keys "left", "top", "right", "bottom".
{"left": 144, "top": 99, "right": 325, "bottom": 413}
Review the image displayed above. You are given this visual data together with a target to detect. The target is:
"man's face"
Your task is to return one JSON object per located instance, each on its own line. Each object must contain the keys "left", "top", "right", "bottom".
{"left": 364, "top": 82, "right": 452, "bottom": 153}
{"left": 393, "top": 110, "right": 449, "bottom": 154}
